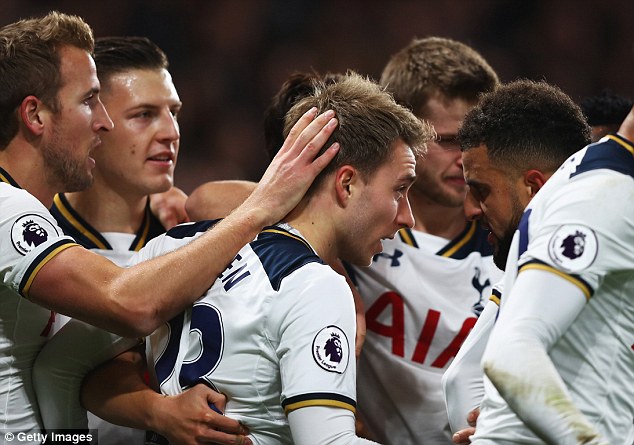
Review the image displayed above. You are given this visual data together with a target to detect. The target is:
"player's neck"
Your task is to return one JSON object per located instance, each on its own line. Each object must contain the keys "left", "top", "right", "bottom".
{"left": 283, "top": 198, "right": 338, "bottom": 265}
{"left": 409, "top": 191, "right": 467, "bottom": 239}
{"left": 64, "top": 182, "right": 149, "bottom": 234}
{"left": 0, "top": 142, "right": 57, "bottom": 207}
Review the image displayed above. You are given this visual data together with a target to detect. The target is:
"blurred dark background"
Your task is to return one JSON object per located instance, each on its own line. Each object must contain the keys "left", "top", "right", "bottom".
{"left": 3, "top": 0, "right": 633, "bottom": 193}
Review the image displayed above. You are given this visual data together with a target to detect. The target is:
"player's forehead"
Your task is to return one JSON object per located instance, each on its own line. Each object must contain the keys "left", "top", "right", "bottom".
{"left": 102, "top": 68, "right": 181, "bottom": 107}
{"left": 422, "top": 94, "right": 475, "bottom": 135}
{"left": 376, "top": 139, "right": 417, "bottom": 184}
{"left": 58, "top": 45, "right": 100, "bottom": 99}
{"left": 461, "top": 145, "right": 491, "bottom": 181}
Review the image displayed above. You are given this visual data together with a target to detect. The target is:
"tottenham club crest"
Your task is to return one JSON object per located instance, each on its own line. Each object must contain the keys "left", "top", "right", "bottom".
{"left": 11, "top": 214, "right": 59, "bottom": 255}
{"left": 312, "top": 325, "right": 349, "bottom": 374}
{"left": 547, "top": 224, "right": 598, "bottom": 272}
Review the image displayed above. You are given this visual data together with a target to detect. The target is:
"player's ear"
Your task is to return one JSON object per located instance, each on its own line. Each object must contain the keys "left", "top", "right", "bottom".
{"left": 524, "top": 169, "right": 548, "bottom": 198}
{"left": 19, "top": 95, "right": 49, "bottom": 136}
{"left": 334, "top": 165, "right": 357, "bottom": 207}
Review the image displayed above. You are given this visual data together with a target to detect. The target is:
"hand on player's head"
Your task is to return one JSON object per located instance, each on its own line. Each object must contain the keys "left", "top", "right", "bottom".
{"left": 240, "top": 107, "right": 339, "bottom": 226}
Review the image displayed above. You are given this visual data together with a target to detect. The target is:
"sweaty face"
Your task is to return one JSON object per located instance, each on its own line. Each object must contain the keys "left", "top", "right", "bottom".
{"left": 340, "top": 139, "right": 417, "bottom": 266}
{"left": 462, "top": 145, "right": 526, "bottom": 270}
{"left": 411, "top": 95, "right": 474, "bottom": 208}
{"left": 95, "top": 68, "right": 182, "bottom": 198}
{"left": 42, "top": 46, "right": 113, "bottom": 192}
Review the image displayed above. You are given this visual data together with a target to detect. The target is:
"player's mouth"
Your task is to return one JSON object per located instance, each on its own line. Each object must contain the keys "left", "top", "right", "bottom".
{"left": 87, "top": 138, "right": 101, "bottom": 168}
{"left": 91, "top": 136, "right": 102, "bottom": 150}
{"left": 147, "top": 151, "right": 175, "bottom": 164}
{"left": 445, "top": 175, "right": 466, "bottom": 185}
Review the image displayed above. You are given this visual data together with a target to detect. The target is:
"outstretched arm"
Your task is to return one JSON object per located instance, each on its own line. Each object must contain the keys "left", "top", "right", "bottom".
{"left": 28, "top": 108, "right": 339, "bottom": 337}
{"left": 186, "top": 180, "right": 256, "bottom": 221}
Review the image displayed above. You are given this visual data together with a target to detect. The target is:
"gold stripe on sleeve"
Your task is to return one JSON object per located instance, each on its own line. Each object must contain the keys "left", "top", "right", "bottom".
{"left": 284, "top": 398, "right": 356, "bottom": 415}
{"left": 22, "top": 243, "right": 79, "bottom": 296}
{"left": 519, "top": 262, "right": 592, "bottom": 301}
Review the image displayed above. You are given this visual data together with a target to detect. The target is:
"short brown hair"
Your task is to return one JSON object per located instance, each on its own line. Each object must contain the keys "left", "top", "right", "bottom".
{"left": 380, "top": 37, "right": 498, "bottom": 117}
{"left": 0, "top": 11, "right": 94, "bottom": 149}
{"left": 285, "top": 71, "right": 434, "bottom": 197}
{"left": 94, "top": 36, "right": 169, "bottom": 90}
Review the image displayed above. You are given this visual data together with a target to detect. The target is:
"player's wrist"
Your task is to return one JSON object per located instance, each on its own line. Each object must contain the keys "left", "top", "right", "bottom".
{"left": 227, "top": 198, "right": 279, "bottom": 229}
{"left": 145, "top": 392, "right": 174, "bottom": 433}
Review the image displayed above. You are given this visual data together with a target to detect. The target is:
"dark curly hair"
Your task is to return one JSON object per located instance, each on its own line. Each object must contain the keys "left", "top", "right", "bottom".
{"left": 458, "top": 79, "right": 591, "bottom": 174}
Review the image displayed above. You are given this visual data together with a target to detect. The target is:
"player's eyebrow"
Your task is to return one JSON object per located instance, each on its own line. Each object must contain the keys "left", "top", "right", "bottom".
{"left": 399, "top": 172, "right": 417, "bottom": 184}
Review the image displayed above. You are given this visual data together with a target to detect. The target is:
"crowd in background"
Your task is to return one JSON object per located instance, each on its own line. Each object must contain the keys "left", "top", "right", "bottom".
{"left": 2, "top": 0, "right": 632, "bottom": 192}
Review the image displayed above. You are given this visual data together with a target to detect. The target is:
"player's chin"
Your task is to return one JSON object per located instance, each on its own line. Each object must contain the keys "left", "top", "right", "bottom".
{"left": 351, "top": 250, "right": 377, "bottom": 268}
{"left": 363, "top": 243, "right": 384, "bottom": 266}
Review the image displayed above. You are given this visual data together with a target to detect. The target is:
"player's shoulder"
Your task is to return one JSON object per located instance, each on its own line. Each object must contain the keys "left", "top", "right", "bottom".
{"left": 571, "top": 134, "right": 634, "bottom": 180}
{"left": 132, "top": 219, "right": 219, "bottom": 263}
{"left": 250, "top": 225, "right": 325, "bottom": 291}
{"left": 550, "top": 135, "right": 634, "bottom": 191}
{"left": 1, "top": 181, "right": 48, "bottom": 214}
{"left": 0, "top": 182, "right": 65, "bottom": 252}
{"left": 165, "top": 219, "right": 221, "bottom": 240}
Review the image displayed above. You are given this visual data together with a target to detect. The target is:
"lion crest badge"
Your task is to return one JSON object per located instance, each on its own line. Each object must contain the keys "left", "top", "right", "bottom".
{"left": 312, "top": 325, "right": 349, "bottom": 374}
{"left": 11, "top": 214, "right": 59, "bottom": 255}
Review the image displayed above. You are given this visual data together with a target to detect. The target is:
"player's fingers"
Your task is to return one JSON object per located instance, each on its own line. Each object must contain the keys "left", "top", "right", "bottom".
{"left": 199, "top": 430, "right": 252, "bottom": 445}
{"left": 205, "top": 386, "right": 228, "bottom": 412}
{"left": 305, "top": 141, "right": 339, "bottom": 175}
{"left": 467, "top": 407, "right": 480, "bottom": 426}
{"left": 279, "top": 107, "right": 319, "bottom": 154}
{"left": 451, "top": 427, "right": 475, "bottom": 444}
{"left": 286, "top": 110, "right": 336, "bottom": 159}
{"left": 203, "top": 411, "right": 245, "bottom": 435}
{"left": 293, "top": 113, "right": 337, "bottom": 159}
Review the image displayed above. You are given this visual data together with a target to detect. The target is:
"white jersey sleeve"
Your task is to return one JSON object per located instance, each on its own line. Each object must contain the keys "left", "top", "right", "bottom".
{"left": 442, "top": 285, "right": 500, "bottom": 433}
{"left": 1, "top": 185, "right": 77, "bottom": 297}
{"left": 288, "top": 406, "right": 380, "bottom": 445}
{"left": 270, "top": 262, "right": 358, "bottom": 416}
{"left": 482, "top": 269, "right": 607, "bottom": 445}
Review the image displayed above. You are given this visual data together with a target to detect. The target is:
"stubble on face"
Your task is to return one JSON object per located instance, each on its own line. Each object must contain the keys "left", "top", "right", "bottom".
{"left": 42, "top": 121, "right": 94, "bottom": 193}
{"left": 413, "top": 163, "right": 465, "bottom": 208}
{"left": 492, "top": 196, "right": 524, "bottom": 270}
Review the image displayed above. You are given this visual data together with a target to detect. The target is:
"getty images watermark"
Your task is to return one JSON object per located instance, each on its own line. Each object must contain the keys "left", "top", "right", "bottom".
{"left": 2, "top": 430, "right": 96, "bottom": 444}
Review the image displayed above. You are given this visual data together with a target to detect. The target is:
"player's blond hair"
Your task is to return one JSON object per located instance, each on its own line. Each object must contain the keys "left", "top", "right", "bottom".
{"left": 285, "top": 71, "right": 434, "bottom": 197}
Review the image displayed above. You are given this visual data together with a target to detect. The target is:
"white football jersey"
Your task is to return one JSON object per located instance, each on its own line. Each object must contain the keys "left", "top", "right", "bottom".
{"left": 138, "top": 222, "right": 358, "bottom": 445}
{"left": 350, "top": 222, "right": 502, "bottom": 444}
{"left": 35, "top": 192, "right": 166, "bottom": 445}
{"left": 0, "top": 168, "right": 77, "bottom": 438}
{"left": 473, "top": 134, "right": 634, "bottom": 444}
